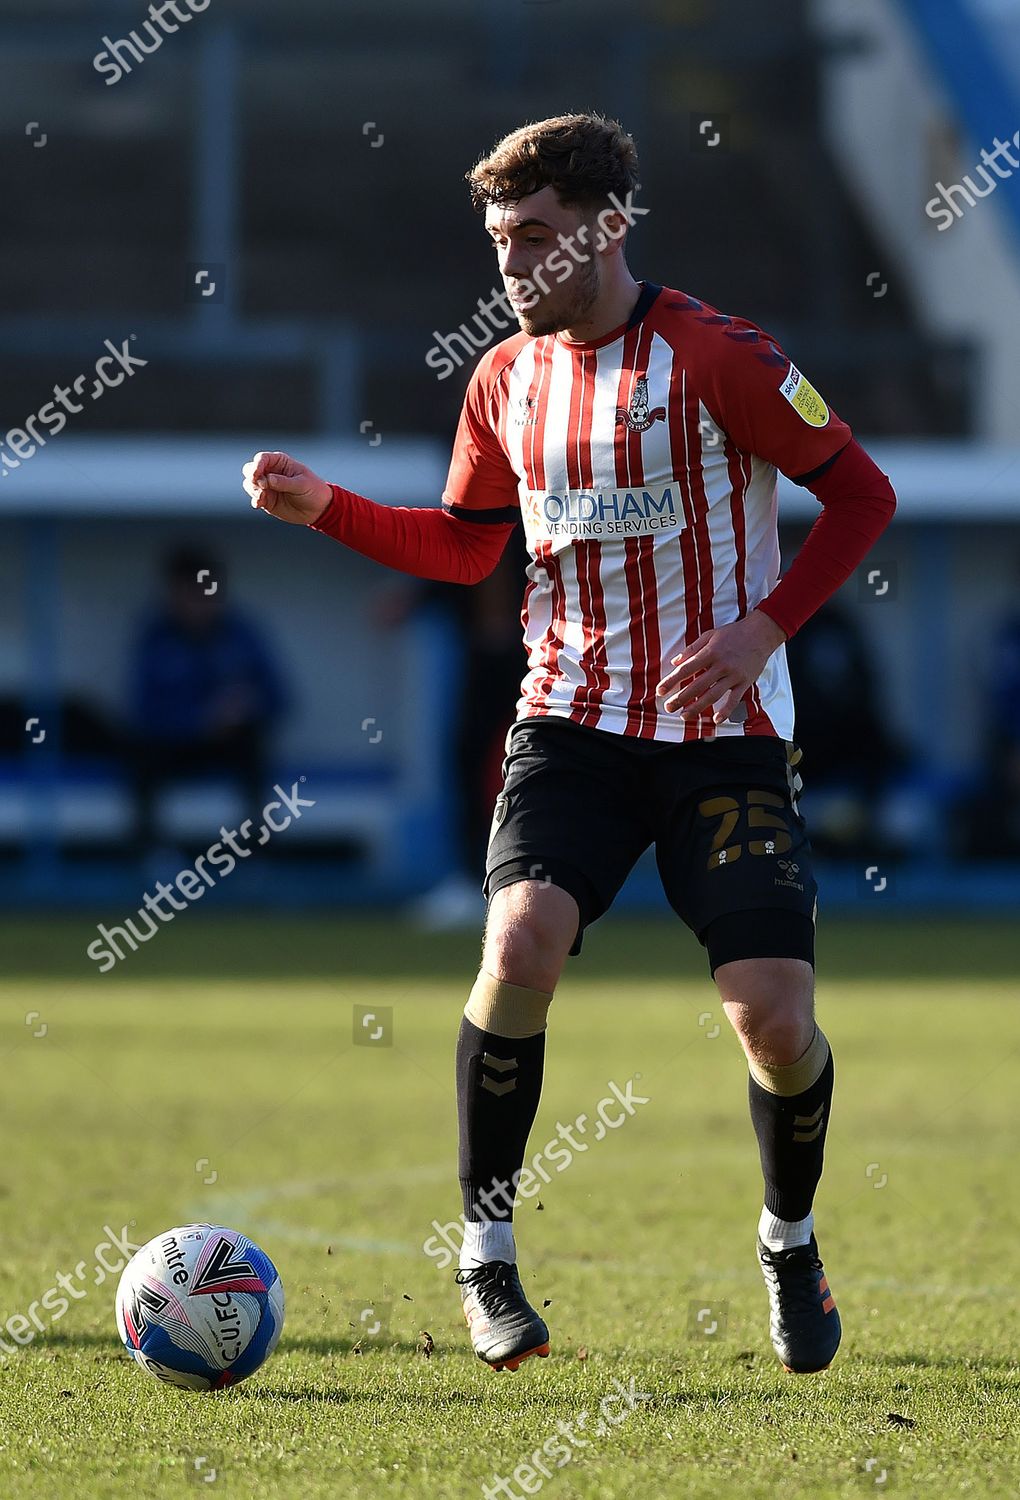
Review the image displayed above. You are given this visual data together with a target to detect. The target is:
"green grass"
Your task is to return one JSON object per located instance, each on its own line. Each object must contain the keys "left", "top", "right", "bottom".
{"left": 0, "top": 916, "right": 1017, "bottom": 1498}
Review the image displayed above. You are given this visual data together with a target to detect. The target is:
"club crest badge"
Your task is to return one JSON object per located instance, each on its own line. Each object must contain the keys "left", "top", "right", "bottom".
{"left": 614, "top": 375, "right": 666, "bottom": 433}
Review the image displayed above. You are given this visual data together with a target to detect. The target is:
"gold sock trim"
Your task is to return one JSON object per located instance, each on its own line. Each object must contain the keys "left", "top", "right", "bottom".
{"left": 464, "top": 970, "right": 552, "bottom": 1038}
{"left": 748, "top": 1025, "right": 829, "bottom": 1097}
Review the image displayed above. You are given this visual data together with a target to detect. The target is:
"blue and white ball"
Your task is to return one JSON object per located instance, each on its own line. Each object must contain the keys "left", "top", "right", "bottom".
{"left": 115, "top": 1223, "right": 284, "bottom": 1391}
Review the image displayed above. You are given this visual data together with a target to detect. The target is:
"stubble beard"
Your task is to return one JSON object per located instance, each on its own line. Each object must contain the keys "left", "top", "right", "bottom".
{"left": 514, "top": 258, "right": 601, "bottom": 338}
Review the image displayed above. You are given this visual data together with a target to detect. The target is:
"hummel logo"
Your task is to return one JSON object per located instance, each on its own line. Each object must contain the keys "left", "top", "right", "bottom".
{"left": 513, "top": 395, "right": 538, "bottom": 427}
{"left": 792, "top": 1103, "right": 825, "bottom": 1143}
{"left": 480, "top": 1052, "right": 517, "bottom": 1097}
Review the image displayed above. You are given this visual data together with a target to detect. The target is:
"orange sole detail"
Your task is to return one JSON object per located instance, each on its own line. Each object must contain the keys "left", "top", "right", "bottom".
{"left": 487, "top": 1342, "right": 551, "bottom": 1373}
{"left": 782, "top": 1362, "right": 832, "bottom": 1374}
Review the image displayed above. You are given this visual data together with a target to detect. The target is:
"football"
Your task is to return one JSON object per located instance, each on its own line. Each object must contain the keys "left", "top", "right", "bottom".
{"left": 115, "top": 1223, "right": 284, "bottom": 1391}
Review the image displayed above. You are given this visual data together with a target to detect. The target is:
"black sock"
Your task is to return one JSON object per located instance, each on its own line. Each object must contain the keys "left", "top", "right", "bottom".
{"left": 456, "top": 1016, "right": 545, "bottom": 1221}
{"left": 748, "top": 1047, "right": 834, "bottom": 1222}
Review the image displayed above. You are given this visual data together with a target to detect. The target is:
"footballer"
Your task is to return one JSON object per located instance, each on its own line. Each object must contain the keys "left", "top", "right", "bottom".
{"left": 243, "top": 114, "right": 896, "bottom": 1376}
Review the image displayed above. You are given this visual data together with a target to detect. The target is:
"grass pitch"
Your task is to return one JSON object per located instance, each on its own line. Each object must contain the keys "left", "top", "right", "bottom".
{"left": 0, "top": 915, "right": 1017, "bottom": 1498}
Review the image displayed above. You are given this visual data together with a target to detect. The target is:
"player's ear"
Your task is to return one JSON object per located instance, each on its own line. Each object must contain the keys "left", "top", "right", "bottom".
{"left": 594, "top": 207, "right": 627, "bottom": 254}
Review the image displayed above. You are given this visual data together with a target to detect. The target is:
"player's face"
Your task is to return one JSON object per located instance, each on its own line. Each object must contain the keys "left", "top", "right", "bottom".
{"left": 485, "top": 187, "right": 602, "bottom": 337}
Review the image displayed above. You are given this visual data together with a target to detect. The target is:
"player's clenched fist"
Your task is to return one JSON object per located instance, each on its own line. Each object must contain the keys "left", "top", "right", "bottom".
{"left": 242, "top": 451, "right": 332, "bottom": 525}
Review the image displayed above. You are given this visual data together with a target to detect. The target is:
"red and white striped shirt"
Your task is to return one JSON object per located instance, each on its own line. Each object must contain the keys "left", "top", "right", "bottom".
{"left": 442, "top": 284, "right": 852, "bottom": 741}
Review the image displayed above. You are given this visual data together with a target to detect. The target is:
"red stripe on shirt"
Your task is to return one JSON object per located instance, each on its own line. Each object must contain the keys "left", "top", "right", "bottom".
{"left": 495, "top": 363, "right": 512, "bottom": 457}
{"left": 667, "top": 364, "right": 705, "bottom": 740}
{"left": 564, "top": 346, "right": 596, "bottom": 721}
{"left": 522, "top": 341, "right": 558, "bottom": 711}
{"left": 569, "top": 350, "right": 611, "bottom": 727}
{"left": 636, "top": 535, "right": 662, "bottom": 738}
{"left": 685, "top": 391, "right": 715, "bottom": 640}
{"left": 579, "top": 350, "right": 612, "bottom": 724}
{"left": 724, "top": 437, "right": 754, "bottom": 736}
{"left": 524, "top": 339, "right": 552, "bottom": 492}
{"left": 725, "top": 437, "right": 749, "bottom": 620}
{"left": 613, "top": 320, "right": 660, "bottom": 738}
{"left": 628, "top": 322, "right": 662, "bottom": 738}
{"left": 534, "top": 543, "right": 568, "bottom": 718}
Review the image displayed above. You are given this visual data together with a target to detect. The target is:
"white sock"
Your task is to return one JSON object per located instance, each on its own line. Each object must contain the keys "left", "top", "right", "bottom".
{"left": 758, "top": 1205, "right": 813, "bottom": 1251}
{"left": 459, "top": 1219, "right": 516, "bottom": 1270}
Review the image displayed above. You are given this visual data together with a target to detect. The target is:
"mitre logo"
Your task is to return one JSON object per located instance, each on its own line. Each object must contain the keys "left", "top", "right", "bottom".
{"left": 615, "top": 374, "right": 666, "bottom": 433}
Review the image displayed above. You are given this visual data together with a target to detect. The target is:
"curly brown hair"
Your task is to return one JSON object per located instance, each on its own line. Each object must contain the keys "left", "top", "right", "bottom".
{"left": 467, "top": 113, "right": 640, "bottom": 211}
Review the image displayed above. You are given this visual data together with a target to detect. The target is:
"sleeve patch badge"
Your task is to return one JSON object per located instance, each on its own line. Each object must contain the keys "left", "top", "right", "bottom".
{"left": 779, "top": 364, "right": 830, "bottom": 427}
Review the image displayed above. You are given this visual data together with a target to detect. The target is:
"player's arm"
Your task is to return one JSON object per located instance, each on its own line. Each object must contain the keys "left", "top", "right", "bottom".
{"left": 658, "top": 337, "right": 895, "bottom": 722}
{"left": 242, "top": 358, "right": 521, "bottom": 587}
{"left": 241, "top": 450, "right": 514, "bottom": 586}
{"left": 754, "top": 438, "right": 896, "bottom": 640}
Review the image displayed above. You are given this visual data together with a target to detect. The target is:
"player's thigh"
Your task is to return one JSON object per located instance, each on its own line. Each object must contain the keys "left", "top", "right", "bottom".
{"left": 655, "top": 738, "right": 817, "bottom": 976}
{"left": 484, "top": 718, "right": 652, "bottom": 972}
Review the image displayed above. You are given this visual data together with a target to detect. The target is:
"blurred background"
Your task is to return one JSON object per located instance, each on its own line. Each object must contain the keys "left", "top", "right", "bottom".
{"left": 2, "top": 0, "right": 1019, "bottom": 929}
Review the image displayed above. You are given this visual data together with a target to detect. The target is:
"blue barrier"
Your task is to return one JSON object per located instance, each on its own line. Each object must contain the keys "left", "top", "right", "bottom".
{"left": 897, "top": 0, "right": 1020, "bottom": 251}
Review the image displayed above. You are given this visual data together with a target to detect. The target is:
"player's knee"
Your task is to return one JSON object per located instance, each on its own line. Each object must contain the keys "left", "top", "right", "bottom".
{"left": 482, "top": 881, "right": 577, "bottom": 992}
{"left": 742, "top": 1009, "right": 813, "bottom": 1066}
{"left": 717, "top": 957, "right": 815, "bottom": 1063}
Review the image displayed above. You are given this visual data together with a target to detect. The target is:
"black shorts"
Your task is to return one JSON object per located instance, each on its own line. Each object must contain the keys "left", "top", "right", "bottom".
{"left": 483, "top": 716, "right": 817, "bottom": 973}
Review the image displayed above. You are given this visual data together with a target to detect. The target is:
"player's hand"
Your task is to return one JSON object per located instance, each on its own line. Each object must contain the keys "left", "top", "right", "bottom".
{"left": 242, "top": 451, "right": 332, "bottom": 525}
{"left": 656, "top": 610, "right": 787, "bottom": 726}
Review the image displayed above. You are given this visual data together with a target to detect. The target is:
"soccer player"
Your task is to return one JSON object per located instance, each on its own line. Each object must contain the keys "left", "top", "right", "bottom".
{"left": 243, "top": 114, "right": 896, "bottom": 1376}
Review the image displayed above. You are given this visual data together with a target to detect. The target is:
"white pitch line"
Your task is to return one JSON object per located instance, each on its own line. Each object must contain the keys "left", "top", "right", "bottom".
{"left": 184, "top": 1177, "right": 1019, "bottom": 1300}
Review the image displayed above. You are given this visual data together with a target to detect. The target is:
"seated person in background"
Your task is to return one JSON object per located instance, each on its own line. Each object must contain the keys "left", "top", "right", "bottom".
{"left": 128, "top": 546, "right": 285, "bottom": 851}
{"left": 785, "top": 602, "right": 906, "bottom": 859}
